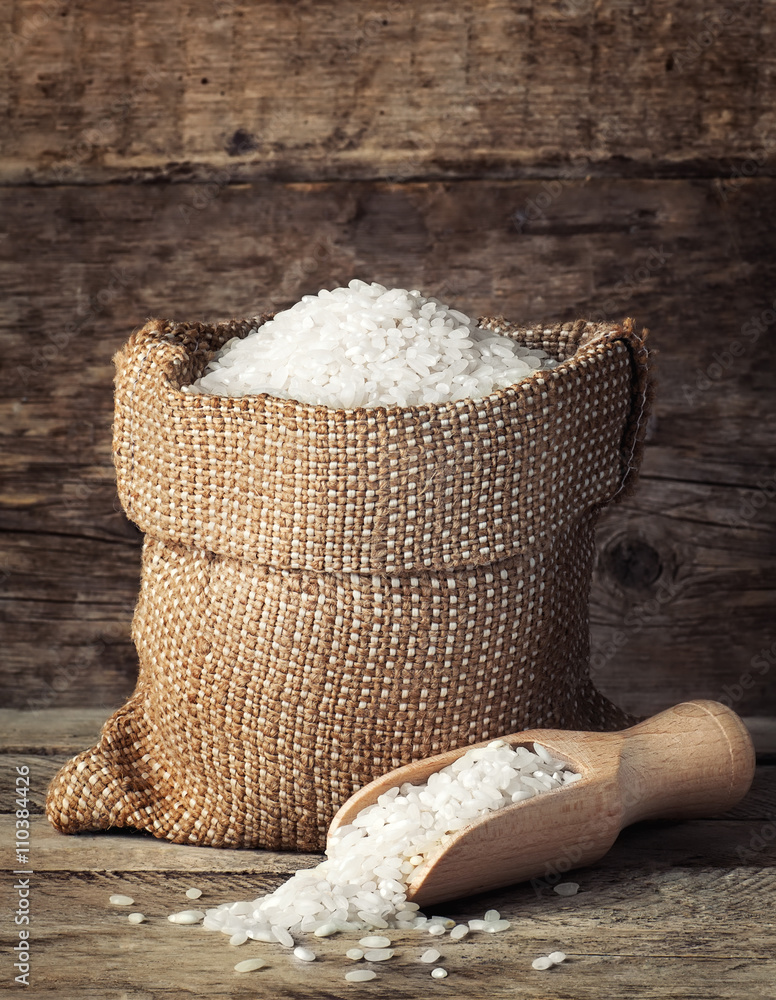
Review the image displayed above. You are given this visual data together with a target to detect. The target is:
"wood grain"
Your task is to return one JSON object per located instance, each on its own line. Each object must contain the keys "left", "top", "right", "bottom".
{"left": 1, "top": 0, "right": 775, "bottom": 184}
{"left": 0, "top": 817, "right": 321, "bottom": 874}
{"left": 2, "top": 5, "right": 773, "bottom": 995}
{"left": 3, "top": 826, "right": 775, "bottom": 998}
{"left": 2, "top": 711, "right": 774, "bottom": 814}
{"left": 2, "top": 711, "right": 775, "bottom": 998}
{"left": 0, "top": 709, "right": 102, "bottom": 753}
{"left": 10, "top": 869, "right": 774, "bottom": 1000}
{"left": 0, "top": 755, "right": 69, "bottom": 811}
{"left": 2, "top": 178, "right": 775, "bottom": 715}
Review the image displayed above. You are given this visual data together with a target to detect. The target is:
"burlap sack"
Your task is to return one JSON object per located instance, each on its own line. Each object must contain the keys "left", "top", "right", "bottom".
{"left": 46, "top": 315, "right": 651, "bottom": 850}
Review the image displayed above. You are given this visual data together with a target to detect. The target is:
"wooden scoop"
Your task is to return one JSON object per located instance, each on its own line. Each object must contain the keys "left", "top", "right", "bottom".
{"left": 327, "top": 700, "right": 755, "bottom": 906}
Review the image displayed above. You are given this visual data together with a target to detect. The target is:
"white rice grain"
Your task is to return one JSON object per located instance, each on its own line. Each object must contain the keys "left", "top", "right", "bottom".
{"left": 483, "top": 919, "right": 511, "bottom": 933}
{"left": 345, "top": 969, "right": 377, "bottom": 982}
{"left": 201, "top": 741, "right": 577, "bottom": 947}
{"left": 167, "top": 910, "right": 205, "bottom": 924}
{"left": 363, "top": 948, "right": 394, "bottom": 962}
{"left": 359, "top": 935, "right": 391, "bottom": 948}
{"left": 234, "top": 958, "right": 266, "bottom": 973}
{"left": 183, "top": 280, "right": 554, "bottom": 409}
{"left": 314, "top": 921, "right": 339, "bottom": 937}
{"left": 271, "top": 925, "right": 295, "bottom": 947}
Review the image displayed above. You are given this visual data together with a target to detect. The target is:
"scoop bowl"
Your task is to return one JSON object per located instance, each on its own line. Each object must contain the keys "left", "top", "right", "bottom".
{"left": 327, "top": 700, "right": 755, "bottom": 906}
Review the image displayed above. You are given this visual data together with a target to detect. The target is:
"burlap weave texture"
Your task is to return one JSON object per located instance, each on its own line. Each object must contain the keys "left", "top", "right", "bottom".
{"left": 46, "top": 315, "right": 651, "bottom": 850}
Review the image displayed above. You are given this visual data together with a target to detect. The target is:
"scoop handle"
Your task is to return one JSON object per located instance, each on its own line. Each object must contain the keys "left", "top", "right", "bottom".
{"left": 616, "top": 699, "right": 756, "bottom": 825}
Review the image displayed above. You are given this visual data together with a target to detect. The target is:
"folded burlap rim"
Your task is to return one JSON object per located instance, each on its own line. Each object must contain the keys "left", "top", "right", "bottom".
{"left": 113, "top": 315, "right": 653, "bottom": 575}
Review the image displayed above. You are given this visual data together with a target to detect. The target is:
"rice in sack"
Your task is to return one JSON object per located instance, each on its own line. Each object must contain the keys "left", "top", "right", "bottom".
{"left": 46, "top": 282, "right": 652, "bottom": 850}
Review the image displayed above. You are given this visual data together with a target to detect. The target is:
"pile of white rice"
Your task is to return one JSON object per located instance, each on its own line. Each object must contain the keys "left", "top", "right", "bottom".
{"left": 182, "top": 280, "right": 556, "bottom": 408}
{"left": 199, "top": 739, "right": 580, "bottom": 944}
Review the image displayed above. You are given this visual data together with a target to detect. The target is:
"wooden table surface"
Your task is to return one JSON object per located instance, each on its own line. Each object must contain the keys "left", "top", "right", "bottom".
{"left": 2, "top": 708, "right": 775, "bottom": 999}
{"left": 1, "top": 3, "right": 775, "bottom": 996}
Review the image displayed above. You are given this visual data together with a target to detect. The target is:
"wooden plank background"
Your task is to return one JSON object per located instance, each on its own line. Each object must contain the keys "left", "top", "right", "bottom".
{"left": 1, "top": 0, "right": 775, "bottom": 722}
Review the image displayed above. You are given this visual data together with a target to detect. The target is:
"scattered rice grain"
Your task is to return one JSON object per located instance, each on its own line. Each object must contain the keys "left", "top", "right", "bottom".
{"left": 234, "top": 958, "right": 266, "bottom": 973}
{"left": 359, "top": 935, "right": 391, "bottom": 948}
{"left": 167, "top": 910, "right": 205, "bottom": 924}
{"left": 363, "top": 948, "right": 394, "bottom": 962}
{"left": 483, "top": 919, "right": 511, "bottom": 933}
{"left": 314, "top": 921, "right": 339, "bottom": 937}
{"left": 345, "top": 969, "right": 377, "bottom": 982}
{"left": 200, "top": 740, "right": 577, "bottom": 954}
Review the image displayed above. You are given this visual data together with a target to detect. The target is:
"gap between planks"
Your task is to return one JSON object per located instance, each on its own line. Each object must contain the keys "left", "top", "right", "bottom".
{"left": 2, "top": 708, "right": 775, "bottom": 755}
